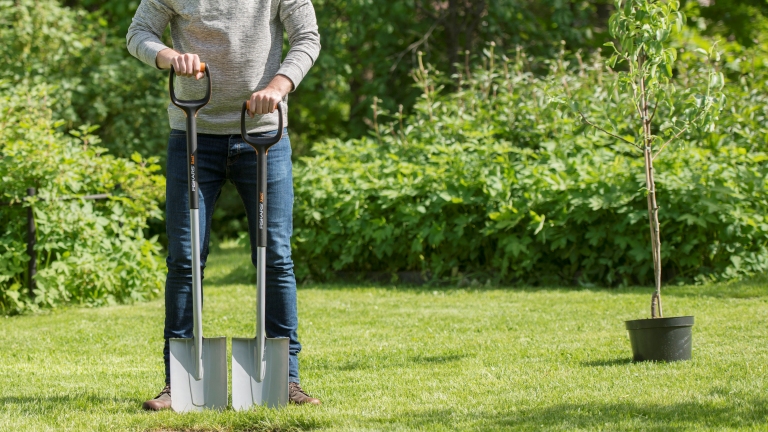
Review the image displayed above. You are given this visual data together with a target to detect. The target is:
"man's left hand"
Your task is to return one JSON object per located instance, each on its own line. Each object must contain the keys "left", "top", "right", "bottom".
{"left": 249, "top": 75, "right": 294, "bottom": 117}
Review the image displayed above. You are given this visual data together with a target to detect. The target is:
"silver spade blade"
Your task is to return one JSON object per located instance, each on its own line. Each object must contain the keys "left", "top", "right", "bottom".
{"left": 169, "top": 336, "right": 228, "bottom": 412}
{"left": 231, "top": 336, "right": 289, "bottom": 410}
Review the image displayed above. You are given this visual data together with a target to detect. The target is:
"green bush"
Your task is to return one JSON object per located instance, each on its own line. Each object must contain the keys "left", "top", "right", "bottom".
{"left": 291, "top": 47, "right": 768, "bottom": 285}
{"left": 0, "top": 82, "right": 166, "bottom": 314}
{"left": 0, "top": 0, "right": 169, "bottom": 160}
{"left": 56, "top": 0, "right": 768, "bottom": 153}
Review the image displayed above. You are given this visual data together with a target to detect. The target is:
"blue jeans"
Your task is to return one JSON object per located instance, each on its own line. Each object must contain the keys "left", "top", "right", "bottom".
{"left": 162, "top": 128, "right": 301, "bottom": 384}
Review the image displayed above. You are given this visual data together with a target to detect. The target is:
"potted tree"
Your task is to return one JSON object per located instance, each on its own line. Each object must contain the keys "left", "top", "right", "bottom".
{"left": 566, "top": 0, "right": 724, "bottom": 361}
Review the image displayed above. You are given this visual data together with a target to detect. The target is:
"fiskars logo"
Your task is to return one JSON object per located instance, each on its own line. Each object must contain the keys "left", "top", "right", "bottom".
{"left": 191, "top": 155, "right": 195, "bottom": 165}
{"left": 259, "top": 192, "right": 264, "bottom": 203}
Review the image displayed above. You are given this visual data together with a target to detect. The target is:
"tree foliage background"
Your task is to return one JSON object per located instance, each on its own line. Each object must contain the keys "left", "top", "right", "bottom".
{"left": 1, "top": 0, "right": 767, "bottom": 311}
{"left": 54, "top": 0, "right": 767, "bottom": 149}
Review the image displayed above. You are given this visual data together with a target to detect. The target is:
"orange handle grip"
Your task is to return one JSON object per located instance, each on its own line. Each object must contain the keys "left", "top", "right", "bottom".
{"left": 199, "top": 62, "right": 206, "bottom": 73}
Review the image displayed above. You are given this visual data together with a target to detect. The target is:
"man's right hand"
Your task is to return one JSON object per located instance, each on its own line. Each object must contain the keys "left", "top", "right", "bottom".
{"left": 157, "top": 49, "right": 204, "bottom": 80}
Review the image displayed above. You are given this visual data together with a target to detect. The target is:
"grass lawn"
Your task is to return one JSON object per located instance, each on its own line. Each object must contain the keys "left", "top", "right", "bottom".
{"left": 1, "top": 241, "right": 766, "bottom": 431}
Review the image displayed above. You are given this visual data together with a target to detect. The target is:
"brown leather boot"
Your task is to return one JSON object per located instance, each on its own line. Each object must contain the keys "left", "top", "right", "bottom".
{"left": 142, "top": 384, "right": 172, "bottom": 411}
{"left": 289, "top": 382, "right": 321, "bottom": 405}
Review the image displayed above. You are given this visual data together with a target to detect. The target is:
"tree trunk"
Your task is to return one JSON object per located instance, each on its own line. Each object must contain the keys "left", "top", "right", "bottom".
{"left": 640, "top": 55, "right": 663, "bottom": 318}
{"left": 446, "top": 0, "right": 459, "bottom": 77}
{"left": 463, "top": 0, "right": 487, "bottom": 55}
{"left": 644, "top": 147, "right": 663, "bottom": 318}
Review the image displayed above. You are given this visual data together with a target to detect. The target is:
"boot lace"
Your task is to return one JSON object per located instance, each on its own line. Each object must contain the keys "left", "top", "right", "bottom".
{"left": 289, "top": 383, "right": 309, "bottom": 397}
{"left": 155, "top": 385, "right": 171, "bottom": 399}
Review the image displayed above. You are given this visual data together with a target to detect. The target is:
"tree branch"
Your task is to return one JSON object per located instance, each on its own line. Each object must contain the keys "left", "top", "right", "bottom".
{"left": 578, "top": 111, "right": 643, "bottom": 151}
{"left": 632, "top": 97, "right": 644, "bottom": 122}
{"left": 389, "top": 17, "right": 443, "bottom": 73}
{"left": 649, "top": 101, "right": 659, "bottom": 125}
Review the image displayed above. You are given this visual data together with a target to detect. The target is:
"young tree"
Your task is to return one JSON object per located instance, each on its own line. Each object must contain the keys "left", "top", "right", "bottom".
{"left": 568, "top": 0, "right": 724, "bottom": 317}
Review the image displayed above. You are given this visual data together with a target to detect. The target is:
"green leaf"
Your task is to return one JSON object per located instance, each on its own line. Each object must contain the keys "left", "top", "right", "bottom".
{"left": 663, "top": 61, "right": 672, "bottom": 78}
{"left": 676, "top": 11, "right": 685, "bottom": 32}
{"left": 608, "top": 14, "right": 619, "bottom": 38}
{"left": 533, "top": 215, "right": 546, "bottom": 235}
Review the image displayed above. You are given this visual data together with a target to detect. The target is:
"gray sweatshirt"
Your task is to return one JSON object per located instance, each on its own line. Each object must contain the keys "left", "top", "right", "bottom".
{"left": 126, "top": 0, "right": 320, "bottom": 134}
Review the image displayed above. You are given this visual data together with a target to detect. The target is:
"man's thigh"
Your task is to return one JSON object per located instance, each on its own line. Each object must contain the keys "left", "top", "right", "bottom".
{"left": 165, "top": 131, "right": 229, "bottom": 268}
{"left": 230, "top": 129, "right": 293, "bottom": 267}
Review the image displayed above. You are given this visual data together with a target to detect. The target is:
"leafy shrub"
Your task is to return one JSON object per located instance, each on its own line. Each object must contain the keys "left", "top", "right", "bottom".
{"left": 0, "top": 82, "right": 166, "bottom": 314}
{"left": 291, "top": 47, "right": 768, "bottom": 285}
{"left": 57, "top": 0, "right": 768, "bottom": 152}
{"left": 0, "top": 0, "right": 169, "bottom": 160}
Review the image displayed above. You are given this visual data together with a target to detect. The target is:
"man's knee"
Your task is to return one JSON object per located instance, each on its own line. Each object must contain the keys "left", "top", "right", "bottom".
{"left": 166, "top": 254, "right": 192, "bottom": 273}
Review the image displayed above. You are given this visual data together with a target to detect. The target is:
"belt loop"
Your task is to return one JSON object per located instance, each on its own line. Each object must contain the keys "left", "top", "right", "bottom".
{"left": 228, "top": 134, "right": 237, "bottom": 157}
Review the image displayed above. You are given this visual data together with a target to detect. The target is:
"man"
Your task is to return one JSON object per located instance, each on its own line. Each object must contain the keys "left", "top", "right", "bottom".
{"left": 126, "top": 0, "right": 321, "bottom": 410}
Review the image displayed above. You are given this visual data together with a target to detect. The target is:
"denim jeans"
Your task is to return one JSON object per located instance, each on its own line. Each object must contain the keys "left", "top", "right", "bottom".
{"left": 162, "top": 128, "right": 301, "bottom": 384}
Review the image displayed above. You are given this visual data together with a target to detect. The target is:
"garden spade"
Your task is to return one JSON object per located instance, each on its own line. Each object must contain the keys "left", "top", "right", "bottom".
{"left": 231, "top": 101, "right": 289, "bottom": 410}
{"left": 168, "top": 63, "right": 227, "bottom": 412}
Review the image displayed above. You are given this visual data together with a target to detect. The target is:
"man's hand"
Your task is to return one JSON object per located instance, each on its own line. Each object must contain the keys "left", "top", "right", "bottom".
{"left": 156, "top": 49, "right": 204, "bottom": 80}
{"left": 248, "top": 75, "right": 294, "bottom": 117}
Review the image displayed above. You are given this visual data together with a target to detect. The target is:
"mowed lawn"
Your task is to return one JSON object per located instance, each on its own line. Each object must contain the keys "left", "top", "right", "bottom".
{"left": 1, "top": 242, "right": 766, "bottom": 431}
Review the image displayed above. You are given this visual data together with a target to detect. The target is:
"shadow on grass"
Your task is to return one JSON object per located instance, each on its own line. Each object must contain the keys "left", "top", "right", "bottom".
{"left": 658, "top": 274, "right": 768, "bottom": 299}
{"left": 205, "top": 263, "right": 255, "bottom": 286}
{"left": 312, "top": 351, "right": 470, "bottom": 372}
{"left": 1, "top": 394, "right": 326, "bottom": 431}
{"left": 147, "top": 416, "right": 324, "bottom": 432}
{"left": 411, "top": 353, "right": 468, "bottom": 364}
{"left": 297, "top": 281, "right": 571, "bottom": 295}
{"left": 372, "top": 396, "right": 768, "bottom": 431}
{"left": 0, "top": 393, "right": 137, "bottom": 413}
{"left": 209, "top": 240, "right": 768, "bottom": 299}
{"left": 296, "top": 276, "right": 768, "bottom": 300}
{"left": 205, "top": 246, "right": 256, "bottom": 286}
{"left": 580, "top": 357, "right": 633, "bottom": 367}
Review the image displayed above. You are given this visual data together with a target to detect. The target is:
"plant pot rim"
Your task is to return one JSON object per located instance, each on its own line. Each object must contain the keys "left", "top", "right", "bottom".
{"left": 625, "top": 315, "right": 694, "bottom": 330}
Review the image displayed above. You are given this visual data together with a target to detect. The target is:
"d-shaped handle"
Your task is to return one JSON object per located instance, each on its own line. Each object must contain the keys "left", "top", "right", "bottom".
{"left": 240, "top": 101, "right": 284, "bottom": 148}
{"left": 169, "top": 63, "right": 211, "bottom": 115}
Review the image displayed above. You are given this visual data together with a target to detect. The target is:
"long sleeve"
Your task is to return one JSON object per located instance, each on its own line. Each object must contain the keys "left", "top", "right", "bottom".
{"left": 124, "top": 0, "right": 319, "bottom": 134}
{"left": 126, "top": 0, "right": 175, "bottom": 69}
{"left": 277, "top": 0, "right": 321, "bottom": 91}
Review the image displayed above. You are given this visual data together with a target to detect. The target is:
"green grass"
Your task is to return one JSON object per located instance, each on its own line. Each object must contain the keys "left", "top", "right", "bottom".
{"left": 1, "top": 242, "right": 767, "bottom": 431}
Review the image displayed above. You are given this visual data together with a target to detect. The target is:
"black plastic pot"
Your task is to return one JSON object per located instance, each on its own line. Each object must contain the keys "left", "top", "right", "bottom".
{"left": 625, "top": 316, "right": 694, "bottom": 362}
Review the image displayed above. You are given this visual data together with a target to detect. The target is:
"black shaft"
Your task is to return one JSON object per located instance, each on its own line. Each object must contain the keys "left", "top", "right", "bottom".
{"left": 239, "top": 101, "right": 283, "bottom": 248}
{"left": 257, "top": 148, "right": 268, "bottom": 247}
{"left": 186, "top": 111, "right": 199, "bottom": 210}
{"left": 26, "top": 187, "right": 36, "bottom": 297}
